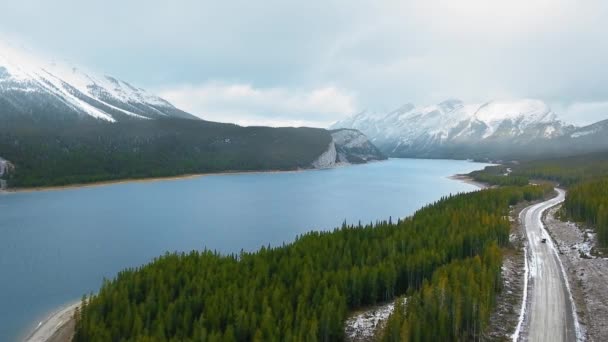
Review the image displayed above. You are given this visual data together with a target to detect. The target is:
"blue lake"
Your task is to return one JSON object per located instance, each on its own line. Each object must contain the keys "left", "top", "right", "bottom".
{"left": 0, "top": 158, "right": 488, "bottom": 341}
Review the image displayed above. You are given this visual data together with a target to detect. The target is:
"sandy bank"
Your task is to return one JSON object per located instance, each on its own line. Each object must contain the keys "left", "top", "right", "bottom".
{"left": 24, "top": 302, "right": 79, "bottom": 342}
{"left": 449, "top": 174, "right": 488, "bottom": 189}
{"left": 3, "top": 168, "right": 311, "bottom": 194}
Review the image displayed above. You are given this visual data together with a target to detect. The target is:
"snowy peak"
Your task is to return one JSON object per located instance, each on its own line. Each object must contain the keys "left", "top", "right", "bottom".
{"left": 437, "top": 98, "right": 464, "bottom": 112}
{"left": 0, "top": 40, "right": 197, "bottom": 122}
{"left": 473, "top": 99, "right": 554, "bottom": 124}
{"left": 332, "top": 99, "right": 568, "bottom": 157}
{"left": 471, "top": 99, "right": 558, "bottom": 138}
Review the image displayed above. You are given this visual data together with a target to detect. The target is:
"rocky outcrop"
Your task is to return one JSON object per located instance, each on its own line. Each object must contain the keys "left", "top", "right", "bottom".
{"left": 331, "top": 129, "right": 386, "bottom": 164}
{"left": 311, "top": 141, "right": 339, "bottom": 168}
{"left": 311, "top": 129, "right": 386, "bottom": 169}
{"left": 0, "top": 157, "right": 14, "bottom": 190}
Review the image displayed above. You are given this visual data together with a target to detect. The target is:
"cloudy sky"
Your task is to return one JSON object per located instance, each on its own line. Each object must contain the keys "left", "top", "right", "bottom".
{"left": 2, "top": 0, "right": 608, "bottom": 127}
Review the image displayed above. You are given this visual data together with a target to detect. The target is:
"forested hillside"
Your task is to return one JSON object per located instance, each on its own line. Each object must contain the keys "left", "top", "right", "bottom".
{"left": 73, "top": 185, "right": 551, "bottom": 341}
{"left": 509, "top": 151, "right": 608, "bottom": 187}
{"left": 0, "top": 118, "right": 332, "bottom": 188}
{"left": 564, "top": 178, "right": 608, "bottom": 249}
{"left": 469, "top": 167, "right": 529, "bottom": 186}
{"left": 469, "top": 151, "right": 608, "bottom": 249}
{"left": 381, "top": 244, "right": 502, "bottom": 341}
{"left": 471, "top": 151, "right": 608, "bottom": 188}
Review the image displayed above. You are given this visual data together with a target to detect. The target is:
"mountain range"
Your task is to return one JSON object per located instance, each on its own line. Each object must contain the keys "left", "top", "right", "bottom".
{"left": 3, "top": 39, "right": 608, "bottom": 188}
{"left": 0, "top": 42, "right": 385, "bottom": 188}
{"left": 332, "top": 99, "right": 608, "bottom": 160}
{"left": 0, "top": 41, "right": 197, "bottom": 122}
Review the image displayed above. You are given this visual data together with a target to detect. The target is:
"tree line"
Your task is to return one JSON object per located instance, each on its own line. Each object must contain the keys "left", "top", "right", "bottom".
{"left": 470, "top": 152, "right": 608, "bottom": 249}
{"left": 471, "top": 151, "right": 608, "bottom": 188}
{"left": 0, "top": 118, "right": 331, "bottom": 188}
{"left": 469, "top": 166, "right": 529, "bottom": 187}
{"left": 564, "top": 177, "right": 608, "bottom": 248}
{"left": 380, "top": 243, "right": 502, "bottom": 342}
{"left": 73, "top": 185, "right": 551, "bottom": 341}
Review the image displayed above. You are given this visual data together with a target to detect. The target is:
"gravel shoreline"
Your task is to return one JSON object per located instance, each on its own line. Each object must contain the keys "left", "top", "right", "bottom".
{"left": 24, "top": 302, "right": 79, "bottom": 342}
{"left": 3, "top": 169, "right": 311, "bottom": 194}
{"left": 448, "top": 174, "right": 489, "bottom": 189}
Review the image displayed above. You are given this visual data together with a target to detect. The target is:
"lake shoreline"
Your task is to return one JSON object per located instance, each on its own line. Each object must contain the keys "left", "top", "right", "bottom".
{"left": 2, "top": 159, "right": 485, "bottom": 194}
{"left": 24, "top": 301, "right": 79, "bottom": 342}
{"left": 2, "top": 168, "right": 315, "bottom": 194}
{"left": 13, "top": 160, "right": 490, "bottom": 342}
{"left": 23, "top": 168, "right": 487, "bottom": 342}
{"left": 449, "top": 174, "right": 489, "bottom": 189}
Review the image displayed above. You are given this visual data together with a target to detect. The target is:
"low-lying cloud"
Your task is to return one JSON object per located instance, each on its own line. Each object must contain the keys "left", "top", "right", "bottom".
{"left": 557, "top": 101, "right": 608, "bottom": 126}
{"left": 3, "top": 0, "right": 608, "bottom": 127}
{"left": 160, "top": 83, "right": 357, "bottom": 127}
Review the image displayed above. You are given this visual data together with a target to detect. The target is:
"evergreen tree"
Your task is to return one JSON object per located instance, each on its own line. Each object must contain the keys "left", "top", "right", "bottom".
{"left": 74, "top": 185, "right": 551, "bottom": 341}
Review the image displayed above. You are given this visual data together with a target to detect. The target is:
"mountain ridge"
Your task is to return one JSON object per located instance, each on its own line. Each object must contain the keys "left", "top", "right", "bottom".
{"left": 331, "top": 98, "right": 605, "bottom": 159}
{"left": 0, "top": 41, "right": 386, "bottom": 188}
{"left": 0, "top": 40, "right": 198, "bottom": 122}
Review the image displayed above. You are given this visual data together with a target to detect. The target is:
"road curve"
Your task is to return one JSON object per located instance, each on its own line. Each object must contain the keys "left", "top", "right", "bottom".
{"left": 518, "top": 189, "right": 579, "bottom": 342}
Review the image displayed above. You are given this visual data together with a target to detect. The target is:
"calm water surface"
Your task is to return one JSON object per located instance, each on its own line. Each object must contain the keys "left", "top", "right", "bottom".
{"left": 0, "top": 158, "right": 488, "bottom": 341}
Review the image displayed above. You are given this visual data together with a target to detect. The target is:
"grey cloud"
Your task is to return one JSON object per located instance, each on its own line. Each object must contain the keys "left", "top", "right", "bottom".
{"left": 2, "top": 0, "right": 608, "bottom": 126}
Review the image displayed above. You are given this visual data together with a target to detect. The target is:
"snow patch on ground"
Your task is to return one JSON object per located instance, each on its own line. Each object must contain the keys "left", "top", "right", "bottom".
{"left": 541, "top": 215, "right": 584, "bottom": 341}
{"left": 512, "top": 247, "right": 529, "bottom": 342}
{"left": 573, "top": 230, "right": 595, "bottom": 258}
{"left": 345, "top": 300, "right": 404, "bottom": 341}
{"left": 545, "top": 206, "right": 608, "bottom": 341}
{"left": 571, "top": 128, "right": 598, "bottom": 138}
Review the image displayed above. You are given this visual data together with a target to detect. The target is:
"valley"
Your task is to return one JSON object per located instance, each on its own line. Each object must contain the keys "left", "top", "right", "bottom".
{"left": 0, "top": 159, "right": 485, "bottom": 341}
{"left": 3, "top": 4, "right": 608, "bottom": 340}
{"left": 0, "top": 42, "right": 385, "bottom": 191}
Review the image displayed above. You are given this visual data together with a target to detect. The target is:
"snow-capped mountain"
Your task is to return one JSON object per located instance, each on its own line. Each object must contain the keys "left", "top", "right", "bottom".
{"left": 332, "top": 99, "right": 572, "bottom": 158}
{"left": 0, "top": 41, "right": 386, "bottom": 179}
{"left": 0, "top": 41, "right": 197, "bottom": 122}
{"left": 570, "top": 118, "right": 608, "bottom": 139}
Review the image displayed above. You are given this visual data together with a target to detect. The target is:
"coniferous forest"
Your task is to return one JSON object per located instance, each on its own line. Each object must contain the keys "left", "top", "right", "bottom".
{"left": 469, "top": 167, "right": 529, "bottom": 186}
{"left": 380, "top": 244, "right": 502, "bottom": 341}
{"left": 564, "top": 177, "right": 608, "bottom": 248}
{"left": 470, "top": 152, "right": 608, "bottom": 249}
{"left": 471, "top": 151, "right": 608, "bottom": 187}
{"left": 0, "top": 118, "right": 332, "bottom": 188}
{"left": 73, "top": 185, "right": 551, "bottom": 341}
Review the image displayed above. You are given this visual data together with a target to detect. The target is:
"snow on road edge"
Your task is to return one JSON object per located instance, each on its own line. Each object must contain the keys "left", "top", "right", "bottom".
{"left": 512, "top": 245, "right": 529, "bottom": 342}
{"left": 512, "top": 190, "right": 584, "bottom": 342}
{"left": 539, "top": 190, "right": 584, "bottom": 341}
